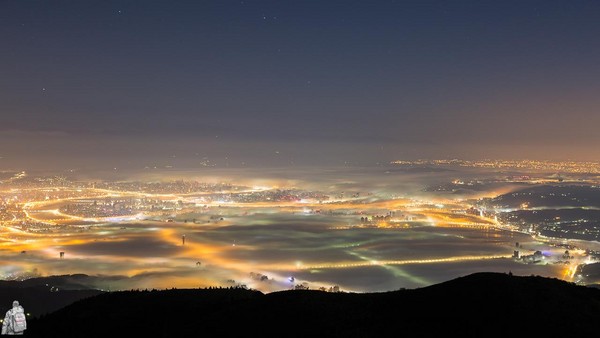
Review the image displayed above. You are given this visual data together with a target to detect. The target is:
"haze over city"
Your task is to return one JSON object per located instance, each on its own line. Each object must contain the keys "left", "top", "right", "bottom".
{"left": 2, "top": 1, "right": 600, "bottom": 170}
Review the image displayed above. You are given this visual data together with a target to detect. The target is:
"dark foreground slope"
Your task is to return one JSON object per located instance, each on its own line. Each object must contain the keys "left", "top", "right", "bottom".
{"left": 27, "top": 273, "right": 600, "bottom": 337}
{"left": 0, "top": 275, "right": 103, "bottom": 317}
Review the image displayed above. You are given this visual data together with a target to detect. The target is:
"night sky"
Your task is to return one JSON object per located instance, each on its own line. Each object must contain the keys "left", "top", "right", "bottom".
{"left": 1, "top": 1, "right": 599, "bottom": 169}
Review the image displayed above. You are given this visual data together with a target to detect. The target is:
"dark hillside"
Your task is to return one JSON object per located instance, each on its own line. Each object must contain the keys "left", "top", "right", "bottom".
{"left": 0, "top": 275, "right": 103, "bottom": 317}
{"left": 26, "top": 273, "right": 600, "bottom": 337}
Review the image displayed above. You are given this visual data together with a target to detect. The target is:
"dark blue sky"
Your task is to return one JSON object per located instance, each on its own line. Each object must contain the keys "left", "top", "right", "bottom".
{"left": 1, "top": 1, "right": 599, "bottom": 169}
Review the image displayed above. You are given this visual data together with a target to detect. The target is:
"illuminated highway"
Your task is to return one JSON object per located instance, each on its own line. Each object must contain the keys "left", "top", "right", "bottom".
{"left": 279, "top": 255, "right": 510, "bottom": 270}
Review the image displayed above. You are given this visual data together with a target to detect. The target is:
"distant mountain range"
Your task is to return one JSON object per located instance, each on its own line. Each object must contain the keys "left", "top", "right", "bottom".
{"left": 13, "top": 272, "right": 600, "bottom": 337}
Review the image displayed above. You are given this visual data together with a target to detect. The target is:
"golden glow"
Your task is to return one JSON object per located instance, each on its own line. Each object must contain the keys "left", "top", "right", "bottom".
{"left": 1, "top": 167, "right": 597, "bottom": 291}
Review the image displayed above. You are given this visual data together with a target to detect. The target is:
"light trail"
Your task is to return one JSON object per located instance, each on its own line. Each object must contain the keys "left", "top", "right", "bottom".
{"left": 265, "top": 255, "right": 511, "bottom": 271}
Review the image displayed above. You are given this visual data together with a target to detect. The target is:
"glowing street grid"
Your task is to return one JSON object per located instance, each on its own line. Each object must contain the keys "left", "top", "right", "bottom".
{"left": 0, "top": 165, "right": 597, "bottom": 292}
